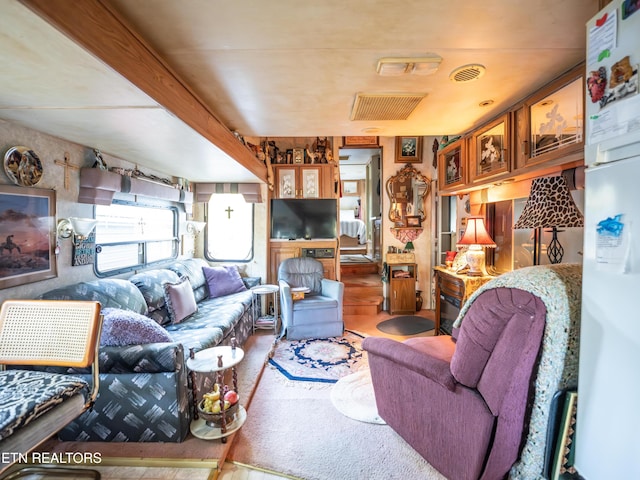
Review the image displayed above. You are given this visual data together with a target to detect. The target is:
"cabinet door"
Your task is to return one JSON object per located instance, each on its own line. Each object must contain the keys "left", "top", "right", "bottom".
{"left": 269, "top": 245, "right": 298, "bottom": 283}
{"left": 437, "top": 137, "right": 467, "bottom": 193}
{"left": 276, "top": 167, "right": 297, "bottom": 198}
{"left": 300, "top": 166, "right": 321, "bottom": 198}
{"left": 390, "top": 279, "right": 415, "bottom": 314}
{"left": 516, "top": 66, "right": 584, "bottom": 169}
{"left": 317, "top": 258, "right": 336, "bottom": 280}
{"left": 470, "top": 114, "right": 511, "bottom": 183}
{"left": 389, "top": 264, "right": 416, "bottom": 314}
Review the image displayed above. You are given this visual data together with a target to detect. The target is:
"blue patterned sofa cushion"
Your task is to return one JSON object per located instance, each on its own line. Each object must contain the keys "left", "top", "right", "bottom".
{"left": 40, "top": 279, "right": 147, "bottom": 315}
{"left": 129, "top": 269, "right": 181, "bottom": 326}
{"left": 167, "top": 258, "right": 209, "bottom": 303}
{"left": 0, "top": 370, "right": 88, "bottom": 440}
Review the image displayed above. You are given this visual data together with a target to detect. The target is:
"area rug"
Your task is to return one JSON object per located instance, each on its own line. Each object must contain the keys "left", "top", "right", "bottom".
{"left": 268, "top": 330, "right": 367, "bottom": 384}
{"left": 330, "top": 369, "right": 385, "bottom": 425}
{"left": 376, "top": 315, "right": 435, "bottom": 335}
{"left": 229, "top": 358, "right": 446, "bottom": 480}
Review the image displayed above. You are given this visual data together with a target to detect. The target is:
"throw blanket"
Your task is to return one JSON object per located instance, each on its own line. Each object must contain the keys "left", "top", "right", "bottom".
{"left": 340, "top": 219, "right": 367, "bottom": 244}
{"left": 454, "top": 263, "right": 582, "bottom": 479}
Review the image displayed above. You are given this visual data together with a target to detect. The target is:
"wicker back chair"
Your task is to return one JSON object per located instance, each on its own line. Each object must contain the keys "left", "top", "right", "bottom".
{"left": 0, "top": 300, "right": 103, "bottom": 479}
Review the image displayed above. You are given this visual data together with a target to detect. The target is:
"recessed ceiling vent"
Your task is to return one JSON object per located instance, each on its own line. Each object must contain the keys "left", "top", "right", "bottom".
{"left": 350, "top": 93, "right": 427, "bottom": 121}
{"left": 449, "top": 64, "right": 486, "bottom": 83}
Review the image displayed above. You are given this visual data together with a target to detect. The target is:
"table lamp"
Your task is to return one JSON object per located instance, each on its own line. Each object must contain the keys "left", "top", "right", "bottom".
{"left": 513, "top": 176, "right": 584, "bottom": 264}
{"left": 457, "top": 216, "right": 496, "bottom": 276}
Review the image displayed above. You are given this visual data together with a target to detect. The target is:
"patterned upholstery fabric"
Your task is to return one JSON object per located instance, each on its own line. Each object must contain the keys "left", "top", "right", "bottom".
{"left": 167, "top": 258, "right": 210, "bottom": 303}
{"left": 129, "top": 269, "right": 181, "bottom": 326}
{"left": 40, "top": 279, "right": 148, "bottom": 315}
{"left": 0, "top": 370, "right": 88, "bottom": 440}
{"left": 39, "top": 259, "right": 259, "bottom": 442}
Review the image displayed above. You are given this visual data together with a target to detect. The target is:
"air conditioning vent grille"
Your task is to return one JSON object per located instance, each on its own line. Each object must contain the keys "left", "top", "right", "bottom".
{"left": 449, "top": 64, "right": 486, "bottom": 83}
{"left": 351, "top": 93, "right": 427, "bottom": 121}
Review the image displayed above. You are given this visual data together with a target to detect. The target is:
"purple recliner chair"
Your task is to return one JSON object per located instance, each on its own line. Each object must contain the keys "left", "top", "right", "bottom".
{"left": 363, "top": 287, "right": 547, "bottom": 480}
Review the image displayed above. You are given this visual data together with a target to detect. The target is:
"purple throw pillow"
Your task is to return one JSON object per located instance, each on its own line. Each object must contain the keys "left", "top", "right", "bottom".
{"left": 202, "top": 265, "right": 247, "bottom": 298}
{"left": 164, "top": 277, "right": 198, "bottom": 324}
{"left": 100, "top": 308, "right": 172, "bottom": 346}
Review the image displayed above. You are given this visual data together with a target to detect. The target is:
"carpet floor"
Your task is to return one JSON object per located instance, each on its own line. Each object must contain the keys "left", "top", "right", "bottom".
{"left": 229, "top": 336, "right": 446, "bottom": 480}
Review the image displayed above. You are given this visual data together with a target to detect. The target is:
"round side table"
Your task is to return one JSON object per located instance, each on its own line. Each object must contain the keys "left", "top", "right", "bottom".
{"left": 187, "top": 344, "right": 245, "bottom": 442}
{"left": 250, "top": 284, "right": 280, "bottom": 334}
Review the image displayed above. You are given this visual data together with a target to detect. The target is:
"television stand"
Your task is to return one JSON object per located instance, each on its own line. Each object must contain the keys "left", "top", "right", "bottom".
{"left": 268, "top": 238, "right": 338, "bottom": 284}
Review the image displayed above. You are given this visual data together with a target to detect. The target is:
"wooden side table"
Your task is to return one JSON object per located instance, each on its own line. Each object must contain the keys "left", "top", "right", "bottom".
{"left": 388, "top": 263, "right": 417, "bottom": 315}
{"left": 187, "top": 343, "right": 246, "bottom": 442}
{"left": 434, "top": 266, "right": 494, "bottom": 335}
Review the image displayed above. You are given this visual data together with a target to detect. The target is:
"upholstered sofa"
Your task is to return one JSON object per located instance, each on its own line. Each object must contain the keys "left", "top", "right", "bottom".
{"left": 38, "top": 258, "right": 259, "bottom": 443}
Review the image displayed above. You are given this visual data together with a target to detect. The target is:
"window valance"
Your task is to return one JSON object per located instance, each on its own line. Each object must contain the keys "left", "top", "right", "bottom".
{"left": 194, "top": 183, "right": 263, "bottom": 203}
{"left": 78, "top": 168, "right": 194, "bottom": 206}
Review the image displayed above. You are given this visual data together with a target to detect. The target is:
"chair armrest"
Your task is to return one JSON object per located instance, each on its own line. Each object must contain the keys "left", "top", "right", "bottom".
{"left": 99, "top": 342, "right": 185, "bottom": 374}
{"left": 362, "top": 337, "right": 456, "bottom": 391}
{"left": 321, "top": 278, "right": 344, "bottom": 301}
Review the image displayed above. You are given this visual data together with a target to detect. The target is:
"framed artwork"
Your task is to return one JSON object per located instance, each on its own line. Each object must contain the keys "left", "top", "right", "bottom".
{"left": 343, "top": 136, "right": 379, "bottom": 147}
{"left": 395, "top": 136, "right": 423, "bottom": 163}
{"left": 342, "top": 181, "right": 358, "bottom": 195}
{"left": 292, "top": 148, "right": 304, "bottom": 164}
{"left": 72, "top": 231, "right": 96, "bottom": 266}
{"left": 406, "top": 215, "right": 422, "bottom": 227}
{"left": 551, "top": 390, "right": 578, "bottom": 480}
{"left": 0, "top": 184, "right": 57, "bottom": 289}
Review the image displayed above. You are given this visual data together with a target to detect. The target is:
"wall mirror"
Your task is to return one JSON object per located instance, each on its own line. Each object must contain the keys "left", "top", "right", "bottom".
{"left": 386, "top": 164, "right": 430, "bottom": 227}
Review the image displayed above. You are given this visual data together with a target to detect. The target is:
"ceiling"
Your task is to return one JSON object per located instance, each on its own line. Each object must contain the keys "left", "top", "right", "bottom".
{"left": 0, "top": 0, "right": 599, "bottom": 184}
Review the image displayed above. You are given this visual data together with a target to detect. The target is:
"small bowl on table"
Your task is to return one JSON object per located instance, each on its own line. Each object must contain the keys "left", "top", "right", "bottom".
{"left": 197, "top": 398, "right": 239, "bottom": 428}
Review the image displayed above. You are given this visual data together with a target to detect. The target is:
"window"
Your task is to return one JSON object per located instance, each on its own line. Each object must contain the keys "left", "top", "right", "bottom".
{"left": 206, "top": 194, "right": 253, "bottom": 262}
{"left": 94, "top": 202, "right": 177, "bottom": 275}
{"left": 437, "top": 195, "right": 457, "bottom": 265}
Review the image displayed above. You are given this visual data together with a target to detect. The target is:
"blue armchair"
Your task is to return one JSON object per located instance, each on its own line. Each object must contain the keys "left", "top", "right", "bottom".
{"left": 278, "top": 257, "right": 344, "bottom": 340}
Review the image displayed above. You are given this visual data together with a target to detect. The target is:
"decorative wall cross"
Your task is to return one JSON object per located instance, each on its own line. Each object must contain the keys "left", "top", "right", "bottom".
{"left": 225, "top": 206, "right": 234, "bottom": 218}
{"left": 54, "top": 152, "right": 80, "bottom": 190}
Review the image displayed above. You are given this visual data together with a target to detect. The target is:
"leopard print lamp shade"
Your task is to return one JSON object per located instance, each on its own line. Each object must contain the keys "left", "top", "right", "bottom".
{"left": 514, "top": 176, "right": 584, "bottom": 264}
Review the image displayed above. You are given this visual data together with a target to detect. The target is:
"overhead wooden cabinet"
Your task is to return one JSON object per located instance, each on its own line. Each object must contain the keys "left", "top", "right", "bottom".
{"left": 513, "top": 64, "right": 585, "bottom": 171}
{"left": 273, "top": 165, "right": 335, "bottom": 199}
{"left": 437, "top": 137, "right": 467, "bottom": 194}
{"left": 469, "top": 113, "right": 511, "bottom": 184}
{"left": 436, "top": 63, "right": 585, "bottom": 196}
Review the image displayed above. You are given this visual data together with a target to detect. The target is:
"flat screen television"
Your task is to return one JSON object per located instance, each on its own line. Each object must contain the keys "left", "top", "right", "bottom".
{"left": 270, "top": 199, "right": 337, "bottom": 240}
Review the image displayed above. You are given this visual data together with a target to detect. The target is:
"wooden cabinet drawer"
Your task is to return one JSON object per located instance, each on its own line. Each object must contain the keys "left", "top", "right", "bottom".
{"left": 438, "top": 274, "right": 464, "bottom": 298}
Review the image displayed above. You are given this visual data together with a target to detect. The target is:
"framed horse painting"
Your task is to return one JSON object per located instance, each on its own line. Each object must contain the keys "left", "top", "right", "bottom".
{"left": 0, "top": 184, "right": 57, "bottom": 289}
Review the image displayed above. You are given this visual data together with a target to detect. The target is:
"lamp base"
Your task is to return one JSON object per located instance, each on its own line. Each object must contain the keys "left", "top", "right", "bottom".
{"left": 465, "top": 246, "right": 487, "bottom": 277}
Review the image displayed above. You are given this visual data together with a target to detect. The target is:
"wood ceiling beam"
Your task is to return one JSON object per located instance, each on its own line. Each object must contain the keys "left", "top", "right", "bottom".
{"left": 19, "top": 0, "right": 267, "bottom": 183}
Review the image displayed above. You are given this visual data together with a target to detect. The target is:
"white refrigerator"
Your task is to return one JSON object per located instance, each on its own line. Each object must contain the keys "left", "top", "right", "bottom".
{"left": 578, "top": 1, "right": 640, "bottom": 478}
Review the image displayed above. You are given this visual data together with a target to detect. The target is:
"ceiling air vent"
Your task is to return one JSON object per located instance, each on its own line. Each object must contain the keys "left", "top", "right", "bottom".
{"left": 350, "top": 93, "right": 427, "bottom": 121}
{"left": 449, "top": 64, "right": 486, "bottom": 83}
